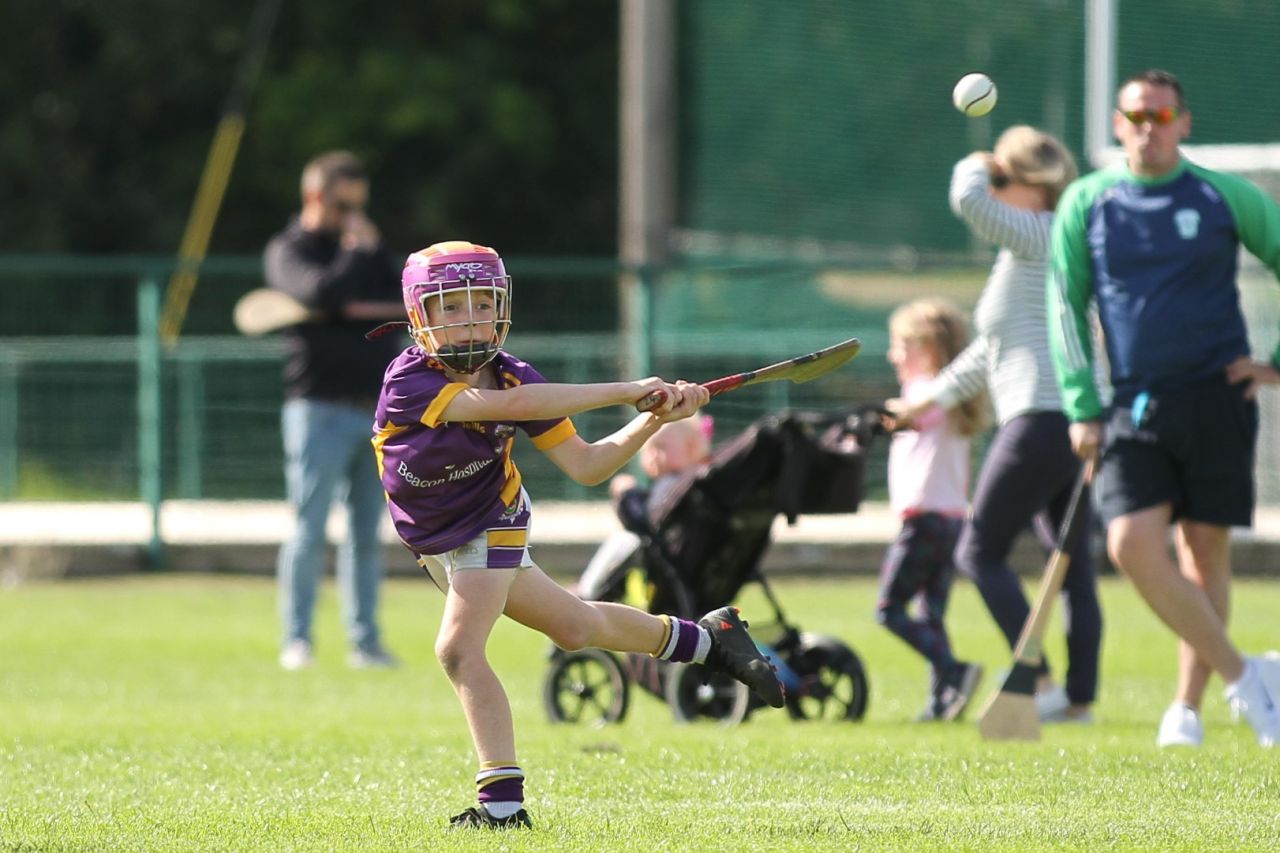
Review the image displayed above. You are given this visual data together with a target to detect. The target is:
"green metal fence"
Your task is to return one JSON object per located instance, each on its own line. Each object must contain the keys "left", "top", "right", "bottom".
{"left": 1, "top": 253, "right": 928, "bottom": 562}
{"left": 7, "top": 250, "right": 1280, "bottom": 568}
{"left": 677, "top": 0, "right": 1280, "bottom": 260}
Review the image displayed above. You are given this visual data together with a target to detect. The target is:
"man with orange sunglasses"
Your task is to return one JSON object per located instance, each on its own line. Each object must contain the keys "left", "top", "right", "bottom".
{"left": 1048, "top": 69, "right": 1280, "bottom": 748}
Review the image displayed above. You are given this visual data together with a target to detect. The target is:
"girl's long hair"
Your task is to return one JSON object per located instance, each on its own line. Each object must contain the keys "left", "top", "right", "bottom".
{"left": 889, "top": 298, "right": 989, "bottom": 437}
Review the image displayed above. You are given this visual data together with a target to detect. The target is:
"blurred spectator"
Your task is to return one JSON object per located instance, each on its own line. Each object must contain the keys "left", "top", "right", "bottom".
{"left": 1049, "top": 70, "right": 1280, "bottom": 746}
{"left": 891, "top": 126, "right": 1100, "bottom": 724}
{"left": 881, "top": 298, "right": 985, "bottom": 722}
{"left": 264, "top": 151, "right": 404, "bottom": 670}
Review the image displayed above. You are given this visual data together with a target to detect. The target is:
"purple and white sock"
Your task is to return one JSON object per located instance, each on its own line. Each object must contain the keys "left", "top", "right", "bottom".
{"left": 654, "top": 616, "right": 712, "bottom": 664}
{"left": 476, "top": 763, "right": 524, "bottom": 818}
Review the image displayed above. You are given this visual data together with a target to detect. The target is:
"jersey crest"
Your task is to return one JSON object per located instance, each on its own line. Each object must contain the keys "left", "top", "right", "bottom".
{"left": 1174, "top": 208, "right": 1201, "bottom": 240}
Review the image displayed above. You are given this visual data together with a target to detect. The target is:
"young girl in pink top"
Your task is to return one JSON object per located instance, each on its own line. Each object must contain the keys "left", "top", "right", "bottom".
{"left": 880, "top": 298, "right": 988, "bottom": 721}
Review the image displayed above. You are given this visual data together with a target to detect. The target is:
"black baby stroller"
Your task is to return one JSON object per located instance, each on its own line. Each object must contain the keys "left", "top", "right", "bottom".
{"left": 543, "top": 407, "right": 883, "bottom": 726}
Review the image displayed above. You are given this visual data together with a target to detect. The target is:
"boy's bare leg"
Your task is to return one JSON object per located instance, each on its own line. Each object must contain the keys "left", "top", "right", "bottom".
{"left": 506, "top": 564, "right": 785, "bottom": 708}
{"left": 437, "top": 568, "right": 519, "bottom": 763}
{"left": 1107, "top": 505, "right": 1244, "bottom": 683}
{"left": 1173, "top": 521, "right": 1233, "bottom": 708}
{"left": 504, "top": 565, "right": 665, "bottom": 653}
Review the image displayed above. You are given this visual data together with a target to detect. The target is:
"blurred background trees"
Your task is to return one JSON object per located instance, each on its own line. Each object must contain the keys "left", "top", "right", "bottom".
{"left": 0, "top": 0, "right": 619, "bottom": 256}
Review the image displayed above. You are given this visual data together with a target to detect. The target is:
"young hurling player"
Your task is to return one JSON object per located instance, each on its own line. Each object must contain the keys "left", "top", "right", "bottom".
{"left": 370, "top": 241, "right": 785, "bottom": 829}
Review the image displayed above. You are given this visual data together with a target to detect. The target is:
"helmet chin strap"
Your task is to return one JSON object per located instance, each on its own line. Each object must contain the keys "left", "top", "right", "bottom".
{"left": 431, "top": 337, "right": 501, "bottom": 374}
{"left": 416, "top": 280, "right": 511, "bottom": 373}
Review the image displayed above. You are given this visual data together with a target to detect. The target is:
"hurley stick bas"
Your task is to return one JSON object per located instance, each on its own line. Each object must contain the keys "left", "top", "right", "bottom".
{"left": 635, "top": 337, "right": 861, "bottom": 412}
{"left": 977, "top": 458, "right": 1096, "bottom": 741}
{"left": 234, "top": 289, "right": 404, "bottom": 336}
{"left": 233, "top": 288, "right": 320, "bottom": 336}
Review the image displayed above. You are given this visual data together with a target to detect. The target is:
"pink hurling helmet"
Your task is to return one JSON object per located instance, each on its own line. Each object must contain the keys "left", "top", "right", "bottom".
{"left": 402, "top": 241, "right": 512, "bottom": 373}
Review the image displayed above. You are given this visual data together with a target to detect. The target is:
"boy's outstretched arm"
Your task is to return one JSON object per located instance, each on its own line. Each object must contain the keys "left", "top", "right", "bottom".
{"left": 542, "top": 382, "right": 709, "bottom": 486}
{"left": 440, "top": 377, "right": 677, "bottom": 424}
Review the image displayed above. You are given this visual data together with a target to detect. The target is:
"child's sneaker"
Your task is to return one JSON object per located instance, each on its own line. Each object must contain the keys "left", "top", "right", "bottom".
{"left": 915, "top": 693, "right": 944, "bottom": 722}
{"left": 449, "top": 806, "right": 533, "bottom": 830}
{"left": 938, "top": 661, "right": 984, "bottom": 721}
{"left": 698, "top": 606, "right": 785, "bottom": 708}
{"left": 1224, "top": 660, "right": 1280, "bottom": 747}
{"left": 1156, "top": 702, "right": 1203, "bottom": 747}
{"left": 916, "top": 668, "right": 946, "bottom": 721}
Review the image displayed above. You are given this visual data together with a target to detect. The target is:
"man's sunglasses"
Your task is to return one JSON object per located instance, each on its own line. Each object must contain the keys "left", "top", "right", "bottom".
{"left": 1119, "top": 106, "right": 1181, "bottom": 126}
{"left": 329, "top": 197, "right": 364, "bottom": 214}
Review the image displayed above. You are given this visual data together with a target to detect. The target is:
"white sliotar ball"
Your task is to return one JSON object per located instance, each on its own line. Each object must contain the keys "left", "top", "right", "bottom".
{"left": 952, "top": 72, "right": 998, "bottom": 117}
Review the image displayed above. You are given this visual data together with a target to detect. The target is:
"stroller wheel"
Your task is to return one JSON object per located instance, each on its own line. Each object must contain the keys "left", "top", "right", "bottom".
{"left": 543, "top": 648, "right": 630, "bottom": 726}
{"left": 664, "top": 663, "right": 751, "bottom": 725}
{"left": 783, "top": 633, "right": 869, "bottom": 722}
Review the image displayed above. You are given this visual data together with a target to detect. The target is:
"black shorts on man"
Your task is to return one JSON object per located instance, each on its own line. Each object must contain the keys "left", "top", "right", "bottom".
{"left": 1096, "top": 375, "right": 1258, "bottom": 527}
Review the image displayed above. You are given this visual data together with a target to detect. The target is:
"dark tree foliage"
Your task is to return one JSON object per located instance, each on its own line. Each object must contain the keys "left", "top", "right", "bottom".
{"left": 1, "top": 0, "right": 620, "bottom": 256}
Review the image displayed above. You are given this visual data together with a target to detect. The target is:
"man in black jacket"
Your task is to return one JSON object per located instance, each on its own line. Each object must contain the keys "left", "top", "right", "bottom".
{"left": 264, "top": 150, "right": 404, "bottom": 670}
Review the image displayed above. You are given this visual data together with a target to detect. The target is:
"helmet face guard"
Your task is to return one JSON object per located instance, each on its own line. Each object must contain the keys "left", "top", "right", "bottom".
{"left": 402, "top": 241, "right": 512, "bottom": 374}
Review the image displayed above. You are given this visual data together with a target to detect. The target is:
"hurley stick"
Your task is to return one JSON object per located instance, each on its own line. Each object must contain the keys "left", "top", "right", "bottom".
{"left": 977, "top": 458, "right": 1095, "bottom": 741}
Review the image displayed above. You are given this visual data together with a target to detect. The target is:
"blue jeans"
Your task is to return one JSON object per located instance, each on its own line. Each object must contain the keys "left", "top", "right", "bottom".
{"left": 278, "top": 397, "right": 386, "bottom": 652}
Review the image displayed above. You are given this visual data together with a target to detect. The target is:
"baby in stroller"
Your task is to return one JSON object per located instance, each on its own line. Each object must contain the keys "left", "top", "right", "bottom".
{"left": 545, "top": 409, "right": 877, "bottom": 726}
{"left": 575, "top": 415, "right": 714, "bottom": 602}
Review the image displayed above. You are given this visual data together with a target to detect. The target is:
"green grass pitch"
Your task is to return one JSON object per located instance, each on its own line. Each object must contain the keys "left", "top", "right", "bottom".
{"left": 2, "top": 574, "right": 1279, "bottom": 851}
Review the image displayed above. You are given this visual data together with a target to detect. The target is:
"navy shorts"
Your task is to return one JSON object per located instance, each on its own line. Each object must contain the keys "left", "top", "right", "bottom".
{"left": 1097, "top": 376, "right": 1258, "bottom": 527}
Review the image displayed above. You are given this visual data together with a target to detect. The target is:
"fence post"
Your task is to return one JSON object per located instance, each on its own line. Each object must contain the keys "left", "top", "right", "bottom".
{"left": 137, "top": 275, "right": 165, "bottom": 568}
{"left": 0, "top": 357, "right": 17, "bottom": 498}
{"left": 622, "top": 266, "right": 654, "bottom": 383}
{"left": 176, "top": 356, "right": 205, "bottom": 499}
{"left": 618, "top": 0, "right": 670, "bottom": 383}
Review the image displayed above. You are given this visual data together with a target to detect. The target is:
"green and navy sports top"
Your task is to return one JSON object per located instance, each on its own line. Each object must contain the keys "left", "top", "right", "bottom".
{"left": 1047, "top": 159, "right": 1280, "bottom": 421}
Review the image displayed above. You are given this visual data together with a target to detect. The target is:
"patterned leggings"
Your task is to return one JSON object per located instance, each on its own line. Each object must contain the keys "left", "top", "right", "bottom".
{"left": 875, "top": 511, "right": 963, "bottom": 673}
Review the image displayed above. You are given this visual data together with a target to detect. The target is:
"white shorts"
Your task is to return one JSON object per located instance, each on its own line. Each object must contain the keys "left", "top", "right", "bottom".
{"left": 417, "top": 490, "right": 536, "bottom": 590}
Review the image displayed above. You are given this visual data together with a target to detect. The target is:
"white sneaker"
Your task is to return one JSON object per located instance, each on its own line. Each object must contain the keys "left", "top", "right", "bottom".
{"left": 1236, "top": 652, "right": 1280, "bottom": 724}
{"left": 1157, "top": 702, "right": 1203, "bottom": 747}
{"left": 279, "top": 639, "right": 314, "bottom": 671}
{"left": 1223, "top": 660, "right": 1280, "bottom": 747}
{"left": 1036, "top": 684, "right": 1070, "bottom": 721}
{"left": 1258, "top": 651, "right": 1280, "bottom": 703}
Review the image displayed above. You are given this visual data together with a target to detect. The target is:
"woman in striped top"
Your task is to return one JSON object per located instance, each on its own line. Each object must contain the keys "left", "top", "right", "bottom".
{"left": 888, "top": 126, "right": 1101, "bottom": 723}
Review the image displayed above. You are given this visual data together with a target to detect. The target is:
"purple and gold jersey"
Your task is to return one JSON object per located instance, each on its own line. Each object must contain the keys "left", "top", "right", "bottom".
{"left": 372, "top": 348, "right": 576, "bottom": 555}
